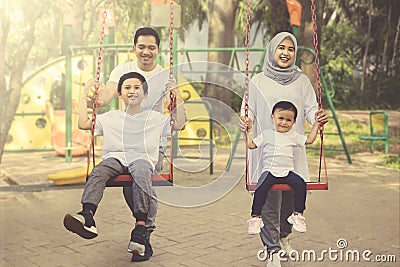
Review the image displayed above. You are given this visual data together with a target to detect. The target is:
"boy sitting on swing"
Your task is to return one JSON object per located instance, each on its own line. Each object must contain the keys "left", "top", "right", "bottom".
{"left": 244, "top": 100, "right": 320, "bottom": 235}
{"left": 63, "top": 72, "right": 185, "bottom": 256}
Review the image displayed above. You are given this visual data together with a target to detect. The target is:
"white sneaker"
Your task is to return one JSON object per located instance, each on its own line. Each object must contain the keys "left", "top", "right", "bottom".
{"left": 287, "top": 213, "right": 307, "bottom": 233}
{"left": 247, "top": 217, "right": 264, "bottom": 235}
{"left": 267, "top": 253, "right": 281, "bottom": 267}
{"left": 280, "top": 236, "right": 294, "bottom": 256}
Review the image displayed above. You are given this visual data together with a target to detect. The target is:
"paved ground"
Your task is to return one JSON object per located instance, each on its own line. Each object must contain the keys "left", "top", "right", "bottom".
{"left": 0, "top": 147, "right": 399, "bottom": 267}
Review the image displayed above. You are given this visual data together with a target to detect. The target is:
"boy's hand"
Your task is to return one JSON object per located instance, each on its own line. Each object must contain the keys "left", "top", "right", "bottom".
{"left": 240, "top": 116, "right": 253, "bottom": 132}
{"left": 84, "top": 79, "right": 104, "bottom": 109}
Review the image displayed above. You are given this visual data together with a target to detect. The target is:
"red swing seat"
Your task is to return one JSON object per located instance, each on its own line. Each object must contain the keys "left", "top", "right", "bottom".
{"left": 246, "top": 181, "right": 328, "bottom": 192}
{"left": 106, "top": 173, "right": 173, "bottom": 187}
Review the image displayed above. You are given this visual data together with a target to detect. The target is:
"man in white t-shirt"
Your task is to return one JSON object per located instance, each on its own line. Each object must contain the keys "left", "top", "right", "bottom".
{"left": 88, "top": 27, "right": 174, "bottom": 262}
{"left": 64, "top": 72, "right": 185, "bottom": 260}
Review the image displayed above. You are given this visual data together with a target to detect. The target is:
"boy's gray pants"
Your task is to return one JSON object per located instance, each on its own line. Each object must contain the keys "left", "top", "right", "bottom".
{"left": 81, "top": 158, "right": 155, "bottom": 229}
{"left": 123, "top": 147, "right": 164, "bottom": 234}
{"left": 260, "top": 190, "right": 294, "bottom": 253}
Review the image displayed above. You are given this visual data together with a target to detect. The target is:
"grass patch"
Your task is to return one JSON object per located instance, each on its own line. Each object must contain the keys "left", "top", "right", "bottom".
{"left": 384, "top": 154, "right": 400, "bottom": 169}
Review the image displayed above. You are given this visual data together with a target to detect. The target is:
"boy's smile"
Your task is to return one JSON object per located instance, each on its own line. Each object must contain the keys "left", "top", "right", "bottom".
{"left": 119, "top": 78, "right": 147, "bottom": 107}
{"left": 272, "top": 108, "right": 296, "bottom": 133}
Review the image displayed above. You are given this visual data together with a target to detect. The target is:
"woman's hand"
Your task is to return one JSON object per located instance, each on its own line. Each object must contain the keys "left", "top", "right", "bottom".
{"left": 316, "top": 109, "right": 329, "bottom": 126}
{"left": 240, "top": 116, "right": 253, "bottom": 132}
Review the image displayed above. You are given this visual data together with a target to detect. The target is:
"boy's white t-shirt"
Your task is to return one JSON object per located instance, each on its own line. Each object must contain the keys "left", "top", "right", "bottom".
{"left": 94, "top": 110, "right": 170, "bottom": 169}
{"left": 108, "top": 61, "right": 169, "bottom": 113}
{"left": 241, "top": 73, "right": 318, "bottom": 183}
{"left": 252, "top": 129, "right": 306, "bottom": 177}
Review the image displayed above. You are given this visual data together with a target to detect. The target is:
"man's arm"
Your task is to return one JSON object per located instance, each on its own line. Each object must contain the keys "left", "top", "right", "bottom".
{"left": 78, "top": 79, "right": 95, "bottom": 130}
{"left": 168, "top": 82, "right": 185, "bottom": 130}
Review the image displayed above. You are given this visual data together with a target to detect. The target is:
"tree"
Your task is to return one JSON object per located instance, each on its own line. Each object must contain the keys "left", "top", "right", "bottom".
{"left": 0, "top": 0, "right": 55, "bottom": 164}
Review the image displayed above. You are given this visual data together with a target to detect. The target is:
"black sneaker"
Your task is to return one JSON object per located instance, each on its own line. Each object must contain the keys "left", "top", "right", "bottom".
{"left": 127, "top": 225, "right": 146, "bottom": 256}
{"left": 131, "top": 237, "right": 153, "bottom": 262}
{"left": 63, "top": 211, "right": 98, "bottom": 239}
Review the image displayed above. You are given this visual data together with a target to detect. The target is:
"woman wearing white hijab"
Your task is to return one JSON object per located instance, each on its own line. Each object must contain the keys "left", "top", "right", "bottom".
{"left": 240, "top": 32, "right": 328, "bottom": 266}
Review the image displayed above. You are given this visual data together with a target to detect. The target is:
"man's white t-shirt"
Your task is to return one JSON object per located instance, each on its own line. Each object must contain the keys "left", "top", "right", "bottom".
{"left": 108, "top": 61, "right": 169, "bottom": 113}
{"left": 94, "top": 110, "right": 170, "bottom": 169}
{"left": 252, "top": 129, "right": 306, "bottom": 177}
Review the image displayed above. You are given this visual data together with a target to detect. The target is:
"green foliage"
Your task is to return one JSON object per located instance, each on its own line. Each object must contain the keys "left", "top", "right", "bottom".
{"left": 321, "top": 0, "right": 400, "bottom": 110}
{"left": 384, "top": 154, "right": 400, "bottom": 170}
{"left": 174, "top": 0, "right": 207, "bottom": 41}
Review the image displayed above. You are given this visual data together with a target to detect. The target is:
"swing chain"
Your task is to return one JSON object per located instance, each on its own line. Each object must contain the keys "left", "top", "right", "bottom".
{"left": 168, "top": 0, "right": 175, "bottom": 181}
{"left": 244, "top": 0, "right": 251, "bottom": 119}
{"left": 89, "top": 1, "right": 108, "bottom": 168}
{"left": 311, "top": 0, "right": 327, "bottom": 182}
{"left": 244, "top": 0, "right": 251, "bottom": 186}
{"left": 168, "top": 1, "right": 176, "bottom": 114}
{"left": 310, "top": 0, "right": 322, "bottom": 110}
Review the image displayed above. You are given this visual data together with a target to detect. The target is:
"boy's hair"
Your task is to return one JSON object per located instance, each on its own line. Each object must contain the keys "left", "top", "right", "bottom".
{"left": 117, "top": 72, "right": 148, "bottom": 94}
{"left": 133, "top": 27, "right": 160, "bottom": 47}
{"left": 272, "top": 101, "right": 298, "bottom": 120}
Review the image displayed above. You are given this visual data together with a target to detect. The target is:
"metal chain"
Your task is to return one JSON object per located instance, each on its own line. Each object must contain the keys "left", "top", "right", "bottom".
{"left": 311, "top": 0, "right": 322, "bottom": 110}
{"left": 244, "top": 0, "right": 251, "bottom": 187}
{"left": 89, "top": 1, "right": 108, "bottom": 169}
{"left": 311, "top": 0, "right": 327, "bottom": 183}
{"left": 168, "top": 0, "right": 175, "bottom": 181}
{"left": 244, "top": 0, "right": 251, "bottom": 119}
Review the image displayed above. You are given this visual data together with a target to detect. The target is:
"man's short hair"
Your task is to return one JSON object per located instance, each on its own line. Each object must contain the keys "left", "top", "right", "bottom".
{"left": 134, "top": 27, "right": 160, "bottom": 47}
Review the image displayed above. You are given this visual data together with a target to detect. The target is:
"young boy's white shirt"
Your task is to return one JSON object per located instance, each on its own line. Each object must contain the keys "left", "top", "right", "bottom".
{"left": 94, "top": 110, "right": 170, "bottom": 170}
{"left": 243, "top": 73, "right": 318, "bottom": 183}
{"left": 108, "top": 61, "right": 169, "bottom": 113}
{"left": 252, "top": 129, "right": 307, "bottom": 177}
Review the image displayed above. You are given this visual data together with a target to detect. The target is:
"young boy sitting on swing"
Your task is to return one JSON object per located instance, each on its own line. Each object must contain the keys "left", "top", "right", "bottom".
{"left": 63, "top": 72, "right": 185, "bottom": 256}
{"left": 244, "top": 100, "right": 320, "bottom": 235}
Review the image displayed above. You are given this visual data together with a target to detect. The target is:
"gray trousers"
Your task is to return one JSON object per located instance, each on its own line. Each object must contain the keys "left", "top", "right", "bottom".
{"left": 123, "top": 147, "right": 164, "bottom": 233}
{"left": 82, "top": 158, "right": 155, "bottom": 225}
{"left": 260, "top": 190, "right": 294, "bottom": 253}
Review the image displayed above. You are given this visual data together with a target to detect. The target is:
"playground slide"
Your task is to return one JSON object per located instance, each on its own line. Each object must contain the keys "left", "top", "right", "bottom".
{"left": 45, "top": 101, "right": 91, "bottom": 157}
{"left": 48, "top": 166, "right": 92, "bottom": 185}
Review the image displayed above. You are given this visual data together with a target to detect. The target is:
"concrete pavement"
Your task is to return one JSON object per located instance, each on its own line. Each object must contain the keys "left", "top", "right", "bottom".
{"left": 0, "top": 151, "right": 399, "bottom": 266}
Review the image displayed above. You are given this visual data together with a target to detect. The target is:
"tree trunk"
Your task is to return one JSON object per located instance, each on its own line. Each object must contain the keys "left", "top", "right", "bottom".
{"left": 0, "top": 4, "right": 37, "bottom": 164}
{"left": 203, "top": 0, "right": 239, "bottom": 121}
{"left": 269, "top": 0, "right": 291, "bottom": 34}
{"left": 299, "top": 0, "right": 325, "bottom": 89}
{"left": 360, "top": 0, "right": 373, "bottom": 93}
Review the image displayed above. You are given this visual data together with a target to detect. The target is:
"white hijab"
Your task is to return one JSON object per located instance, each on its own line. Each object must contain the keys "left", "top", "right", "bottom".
{"left": 263, "top": 32, "right": 302, "bottom": 85}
